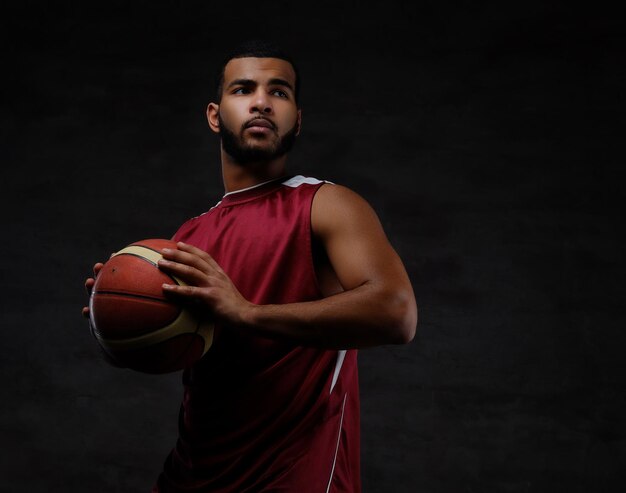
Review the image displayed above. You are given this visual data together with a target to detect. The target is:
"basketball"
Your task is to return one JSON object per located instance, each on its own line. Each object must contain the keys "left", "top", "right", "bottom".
{"left": 88, "top": 238, "right": 214, "bottom": 374}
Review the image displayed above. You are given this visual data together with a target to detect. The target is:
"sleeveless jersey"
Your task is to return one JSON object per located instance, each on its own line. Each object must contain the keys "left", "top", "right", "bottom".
{"left": 153, "top": 175, "right": 361, "bottom": 493}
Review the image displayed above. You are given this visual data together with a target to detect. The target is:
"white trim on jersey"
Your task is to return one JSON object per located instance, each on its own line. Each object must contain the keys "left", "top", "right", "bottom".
{"left": 197, "top": 178, "right": 281, "bottom": 217}
{"left": 330, "top": 350, "right": 346, "bottom": 393}
{"left": 222, "top": 177, "right": 282, "bottom": 197}
{"left": 283, "top": 175, "right": 330, "bottom": 188}
{"left": 326, "top": 392, "right": 348, "bottom": 493}
{"left": 196, "top": 175, "right": 333, "bottom": 218}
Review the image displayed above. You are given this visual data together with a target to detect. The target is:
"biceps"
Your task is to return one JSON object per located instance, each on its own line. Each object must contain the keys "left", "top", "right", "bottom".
{"left": 313, "top": 193, "right": 402, "bottom": 291}
{"left": 324, "top": 220, "right": 405, "bottom": 291}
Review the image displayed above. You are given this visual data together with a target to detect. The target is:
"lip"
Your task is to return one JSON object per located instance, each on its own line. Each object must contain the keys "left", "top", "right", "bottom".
{"left": 245, "top": 118, "right": 275, "bottom": 130}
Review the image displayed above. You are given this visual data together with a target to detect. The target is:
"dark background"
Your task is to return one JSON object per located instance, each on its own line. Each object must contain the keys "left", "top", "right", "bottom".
{"left": 1, "top": 1, "right": 624, "bottom": 492}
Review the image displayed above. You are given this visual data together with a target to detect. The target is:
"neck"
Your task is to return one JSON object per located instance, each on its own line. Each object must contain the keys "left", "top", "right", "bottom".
{"left": 220, "top": 150, "right": 288, "bottom": 193}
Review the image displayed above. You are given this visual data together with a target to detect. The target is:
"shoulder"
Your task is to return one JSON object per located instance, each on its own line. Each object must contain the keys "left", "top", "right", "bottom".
{"left": 313, "top": 181, "right": 365, "bottom": 203}
{"left": 312, "top": 182, "right": 382, "bottom": 237}
{"left": 173, "top": 203, "right": 220, "bottom": 240}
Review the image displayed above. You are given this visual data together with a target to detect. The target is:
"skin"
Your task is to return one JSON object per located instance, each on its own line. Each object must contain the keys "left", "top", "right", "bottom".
{"left": 210, "top": 57, "right": 302, "bottom": 191}
{"left": 84, "top": 57, "right": 417, "bottom": 349}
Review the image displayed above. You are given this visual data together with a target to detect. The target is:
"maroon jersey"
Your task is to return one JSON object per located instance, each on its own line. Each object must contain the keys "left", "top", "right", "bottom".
{"left": 153, "top": 176, "right": 361, "bottom": 493}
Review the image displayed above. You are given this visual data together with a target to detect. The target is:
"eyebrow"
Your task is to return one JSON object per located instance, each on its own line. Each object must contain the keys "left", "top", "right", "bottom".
{"left": 268, "top": 78, "right": 294, "bottom": 91}
{"left": 227, "top": 78, "right": 294, "bottom": 92}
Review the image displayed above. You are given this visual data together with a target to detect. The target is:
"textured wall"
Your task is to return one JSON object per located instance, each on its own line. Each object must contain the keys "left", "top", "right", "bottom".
{"left": 2, "top": 1, "right": 624, "bottom": 492}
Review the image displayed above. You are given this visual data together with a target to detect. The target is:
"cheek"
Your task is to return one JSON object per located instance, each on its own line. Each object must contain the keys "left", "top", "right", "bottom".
{"left": 218, "top": 103, "right": 246, "bottom": 129}
{"left": 278, "top": 107, "right": 299, "bottom": 131}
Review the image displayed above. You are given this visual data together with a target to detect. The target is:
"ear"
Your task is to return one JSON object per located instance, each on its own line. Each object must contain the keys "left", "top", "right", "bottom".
{"left": 295, "top": 109, "right": 302, "bottom": 136}
{"left": 206, "top": 103, "right": 220, "bottom": 134}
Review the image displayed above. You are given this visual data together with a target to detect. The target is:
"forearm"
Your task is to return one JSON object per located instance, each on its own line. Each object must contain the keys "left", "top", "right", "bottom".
{"left": 240, "top": 282, "right": 417, "bottom": 349}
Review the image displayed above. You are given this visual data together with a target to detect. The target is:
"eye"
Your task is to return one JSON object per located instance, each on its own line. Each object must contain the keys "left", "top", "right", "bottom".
{"left": 271, "top": 89, "right": 289, "bottom": 98}
{"left": 233, "top": 87, "right": 250, "bottom": 95}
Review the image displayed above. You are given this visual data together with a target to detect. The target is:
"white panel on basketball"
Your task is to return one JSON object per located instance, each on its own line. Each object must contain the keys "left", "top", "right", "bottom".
{"left": 93, "top": 307, "right": 214, "bottom": 352}
{"left": 94, "top": 244, "right": 213, "bottom": 354}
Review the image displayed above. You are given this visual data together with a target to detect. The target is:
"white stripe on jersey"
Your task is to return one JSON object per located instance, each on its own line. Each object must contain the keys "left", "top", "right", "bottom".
{"left": 283, "top": 175, "right": 330, "bottom": 187}
{"left": 195, "top": 175, "right": 332, "bottom": 218}
{"left": 330, "top": 350, "right": 346, "bottom": 393}
{"left": 223, "top": 177, "right": 283, "bottom": 197}
{"left": 326, "top": 392, "right": 348, "bottom": 493}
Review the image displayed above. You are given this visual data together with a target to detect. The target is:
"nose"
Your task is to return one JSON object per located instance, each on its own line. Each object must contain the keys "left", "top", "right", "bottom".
{"left": 250, "top": 89, "right": 272, "bottom": 114}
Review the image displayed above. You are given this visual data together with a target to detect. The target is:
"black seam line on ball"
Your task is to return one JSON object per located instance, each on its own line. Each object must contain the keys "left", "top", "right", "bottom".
{"left": 94, "top": 291, "right": 174, "bottom": 303}
{"left": 117, "top": 252, "right": 182, "bottom": 286}
{"left": 118, "top": 252, "right": 158, "bottom": 267}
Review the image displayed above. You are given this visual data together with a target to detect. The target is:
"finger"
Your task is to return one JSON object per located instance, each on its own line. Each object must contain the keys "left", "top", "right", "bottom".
{"left": 93, "top": 262, "right": 104, "bottom": 277}
{"left": 160, "top": 248, "right": 214, "bottom": 276}
{"left": 175, "top": 241, "right": 206, "bottom": 257}
{"left": 158, "top": 258, "right": 211, "bottom": 286}
{"left": 161, "top": 283, "right": 207, "bottom": 301}
{"left": 82, "top": 306, "right": 91, "bottom": 319}
{"left": 85, "top": 277, "right": 95, "bottom": 295}
{"left": 162, "top": 282, "right": 191, "bottom": 294}
{"left": 162, "top": 282, "right": 219, "bottom": 299}
{"left": 173, "top": 242, "right": 222, "bottom": 271}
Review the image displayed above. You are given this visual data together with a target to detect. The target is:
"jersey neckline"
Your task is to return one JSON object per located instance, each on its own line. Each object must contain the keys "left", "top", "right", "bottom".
{"left": 218, "top": 175, "right": 294, "bottom": 207}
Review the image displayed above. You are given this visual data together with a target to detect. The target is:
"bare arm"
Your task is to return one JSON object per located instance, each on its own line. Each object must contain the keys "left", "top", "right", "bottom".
{"left": 158, "top": 184, "right": 417, "bottom": 349}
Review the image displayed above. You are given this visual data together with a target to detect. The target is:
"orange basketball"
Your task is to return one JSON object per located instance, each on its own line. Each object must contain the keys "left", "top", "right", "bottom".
{"left": 88, "top": 238, "right": 213, "bottom": 374}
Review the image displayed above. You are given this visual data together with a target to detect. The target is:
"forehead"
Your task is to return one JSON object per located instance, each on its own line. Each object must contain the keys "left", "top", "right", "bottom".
{"left": 223, "top": 57, "right": 296, "bottom": 86}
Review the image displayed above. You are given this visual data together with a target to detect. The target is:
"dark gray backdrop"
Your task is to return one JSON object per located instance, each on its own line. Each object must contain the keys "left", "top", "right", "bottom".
{"left": 2, "top": 1, "right": 624, "bottom": 492}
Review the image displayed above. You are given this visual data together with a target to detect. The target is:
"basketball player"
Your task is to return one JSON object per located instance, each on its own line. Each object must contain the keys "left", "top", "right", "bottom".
{"left": 83, "top": 40, "right": 417, "bottom": 492}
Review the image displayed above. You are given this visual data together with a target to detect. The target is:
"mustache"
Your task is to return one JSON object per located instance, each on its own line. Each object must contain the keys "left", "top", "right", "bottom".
{"left": 242, "top": 116, "right": 277, "bottom": 131}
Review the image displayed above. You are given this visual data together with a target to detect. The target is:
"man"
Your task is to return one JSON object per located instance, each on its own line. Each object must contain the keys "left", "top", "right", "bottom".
{"left": 84, "top": 40, "right": 417, "bottom": 492}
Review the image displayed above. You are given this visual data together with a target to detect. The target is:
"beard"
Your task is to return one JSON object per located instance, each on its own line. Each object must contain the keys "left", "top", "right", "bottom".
{"left": 218, "top": 113, "right": 298, "bottom": 165}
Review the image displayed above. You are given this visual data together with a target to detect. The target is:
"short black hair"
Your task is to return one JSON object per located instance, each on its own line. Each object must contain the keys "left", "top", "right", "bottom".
{"left": 214, "top": 39, "right": 301, "bottom": 106}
